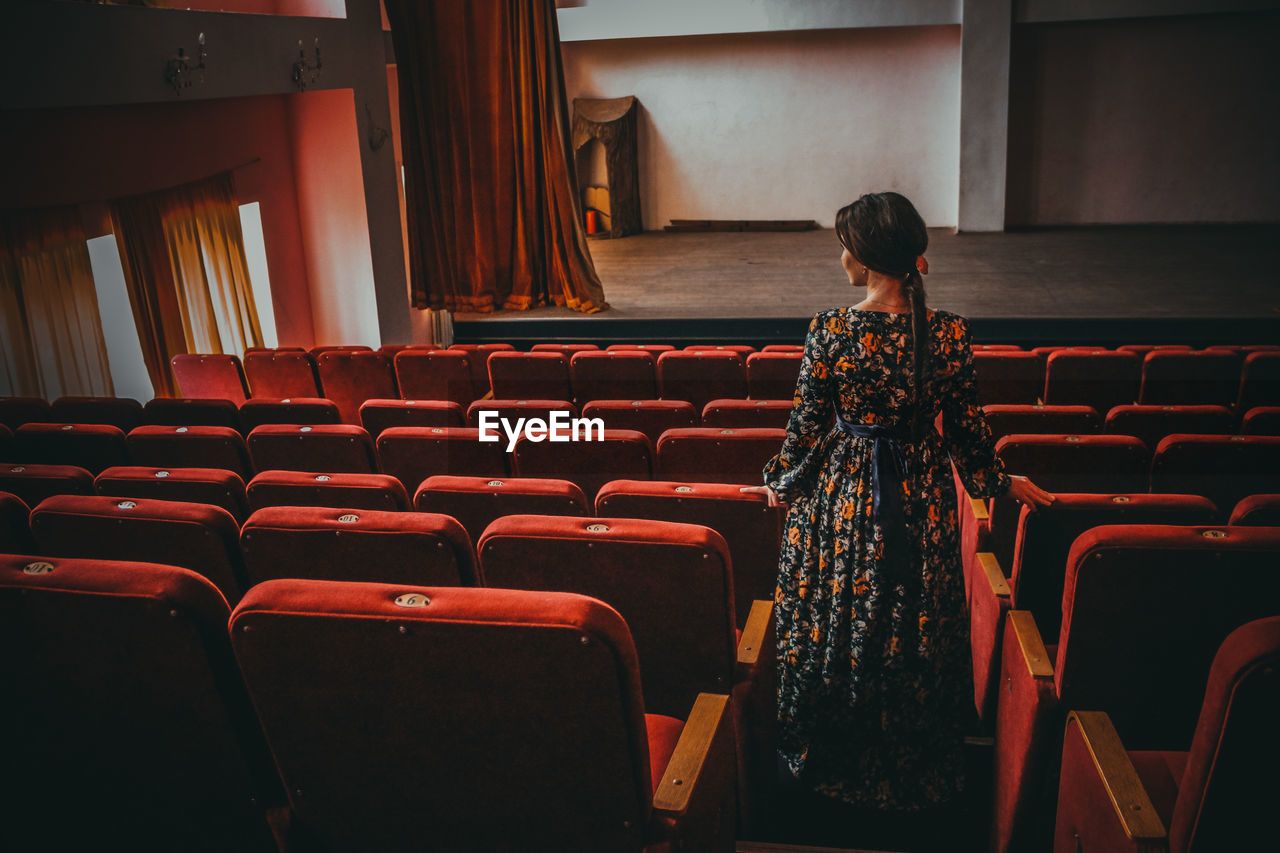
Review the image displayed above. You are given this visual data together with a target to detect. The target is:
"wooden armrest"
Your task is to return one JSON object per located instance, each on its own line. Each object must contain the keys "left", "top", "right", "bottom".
{"left": 968, "top": 495, "right": 990, "bottom": 522}
{"left": 1007, "top": 610, "right": 1053, "bottom": 679}
{"left": 736, "top": 600, "right": 773, "bottom": 667}
{"left": 1066, "top": 711, "right": 1167, "bottom": 843}
{"left": 978, "top": 552, "right": 1010, "bottom": 597}
{"left": 653, "top": 693, "right": 731, "bottom": 815}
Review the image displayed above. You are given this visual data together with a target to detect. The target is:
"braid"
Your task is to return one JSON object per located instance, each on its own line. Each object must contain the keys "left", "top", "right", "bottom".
{"left": 905, "top": 269, "right": 930, "bottom": 440}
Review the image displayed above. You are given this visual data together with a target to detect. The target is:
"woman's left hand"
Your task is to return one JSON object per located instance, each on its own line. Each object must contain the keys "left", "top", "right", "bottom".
{"left": 740, "top": 485, "right": 784, "bottom": 507}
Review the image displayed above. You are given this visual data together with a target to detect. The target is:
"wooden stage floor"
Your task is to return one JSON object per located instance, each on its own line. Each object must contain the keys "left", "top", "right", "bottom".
{"left": 453, "top": 226, "right": 1280, "bottom": 346}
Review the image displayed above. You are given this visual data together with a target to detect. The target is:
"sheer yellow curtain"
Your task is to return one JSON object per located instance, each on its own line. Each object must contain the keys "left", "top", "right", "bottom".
{"left": 0, "top": 207, "right": 114, "bottom": 398}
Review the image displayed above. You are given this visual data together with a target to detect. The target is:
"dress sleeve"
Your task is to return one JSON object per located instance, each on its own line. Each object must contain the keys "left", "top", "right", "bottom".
{"left": 762, "top": 314, "right": 835, "bottom": 503}
{"left": 941, "top": 316, "right": 1012, "bottom": 499}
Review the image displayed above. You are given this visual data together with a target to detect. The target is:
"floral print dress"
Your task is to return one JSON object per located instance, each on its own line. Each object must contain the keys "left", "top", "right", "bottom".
{"left": 763, "top": 306, "right": 1011, "bottom": 811}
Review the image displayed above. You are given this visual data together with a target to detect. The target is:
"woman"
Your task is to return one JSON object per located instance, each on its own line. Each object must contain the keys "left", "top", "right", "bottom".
{"left": 743, "top": 192, "right": 1053, "bottom": 811}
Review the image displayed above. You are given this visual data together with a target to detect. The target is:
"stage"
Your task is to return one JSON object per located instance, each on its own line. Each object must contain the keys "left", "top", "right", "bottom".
{"left": 452, "top": 225, "right": 1280, "bottom": 347}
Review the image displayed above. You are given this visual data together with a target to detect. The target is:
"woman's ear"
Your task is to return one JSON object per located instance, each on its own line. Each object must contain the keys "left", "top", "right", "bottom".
{"left": 916, "top": 255, "right": 929, "bottom": 275}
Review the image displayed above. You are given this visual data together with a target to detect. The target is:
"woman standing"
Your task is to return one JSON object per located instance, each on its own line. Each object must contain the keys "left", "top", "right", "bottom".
{"left": 744, "top": 192, "right": 1053, "bottom": 811}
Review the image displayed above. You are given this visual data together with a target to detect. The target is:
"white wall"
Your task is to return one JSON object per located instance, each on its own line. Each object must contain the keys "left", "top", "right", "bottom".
{"left": 561, "top": 25, "right": 962, "bottom": 230}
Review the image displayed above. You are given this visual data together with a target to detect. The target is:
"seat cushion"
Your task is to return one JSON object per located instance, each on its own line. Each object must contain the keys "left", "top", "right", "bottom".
{"left": 645, "top": 713, "right": 685, "bottom": 794}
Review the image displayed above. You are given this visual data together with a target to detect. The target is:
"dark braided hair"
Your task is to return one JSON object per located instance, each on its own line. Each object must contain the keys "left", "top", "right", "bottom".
{"left": 835, "top": 192, "right": 931, "bottom": 440}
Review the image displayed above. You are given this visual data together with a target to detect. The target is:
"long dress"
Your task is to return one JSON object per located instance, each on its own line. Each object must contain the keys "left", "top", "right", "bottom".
{"left": 763, "top": 306, "right": 1011, "bottom": 811}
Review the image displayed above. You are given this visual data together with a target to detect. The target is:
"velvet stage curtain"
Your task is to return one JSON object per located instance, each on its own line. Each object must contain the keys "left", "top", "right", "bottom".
{"left": 0, "top": 206, "right": 115, "bottom": 399}
{"left": 385, "top": 0, "right": 608, "bottom": 314}
{"left": 110, "top": 172, "right": 263, "bottom": 397}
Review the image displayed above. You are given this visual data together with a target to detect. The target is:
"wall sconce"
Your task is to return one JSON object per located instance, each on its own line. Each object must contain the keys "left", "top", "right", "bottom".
{"left": 165, "top": 32, "right": 207, "bottom": 96}
{"left": 292, "top": 37, "right": 322, "bottom": 91}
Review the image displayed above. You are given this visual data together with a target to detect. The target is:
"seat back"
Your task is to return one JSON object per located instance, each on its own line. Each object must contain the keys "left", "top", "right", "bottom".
{"left": 142, "top": 397, "right": 243, "bottom": 432}
{"left": 0, "top": 556, "right": 280, "bottom": 851}
{"left": 532, "top": 342, "right": 599, "bottom": 355}
{"left": 983, "top": 404, "right": 1101, "bottom": 442}
{"left": 1140, "top": 350, "right": 1242, "bottom": 407}
{"left": 466, "top": 398, "right": 577, "bottom": 428}
{"left": 1151, "top": 434, "right": 1280, "bottom": 517}
{"left": 656, "top": 427, "right": 786, "bottom": 486}
{"left": 683, "top": 344, "right": 754, "bottom": 358}
{"left": 170, "top": 354, "right": 250, "bottom": 403}
{"left": 14, "top": 422, "right": 129, "bottom": 474}
{"left": 51, "top": 396, "right": 144, "bottom": 432}
{"left": 377, "top": 427, "right": 508, "bottom": 492}
{"left": 1170, "top": 616, "right": 1280, "bottom": 853}
{"left": 237, "top": 397, "right": 340, "bottom": 431}
{"left": 1057, "top": 525, "right": 1280, "bottom": 749}
{"left": 596, "top": 479, "right": 781, "bottom": 626}
{"left": 246, "top": 471, "right": 409, "bottom": 513}
{"left": 607, "top": 343, "right": 675, "bottom": 355}
{"left": 243, "top": 349, "right": 321, "bottom": 398}
{"left": 1042, "top": 350, "right": 1141, "bottom": 413}
{"left": 127, "top": 424, "right": 252, "bottom": 479}
{"left": 1228, "top": 493, "right": 1280, "bottom": 526}
{"left": 0, "top": 490, "right": 34, "bottom": 553}
{"left": 657, "top": 351, "right": 748, "bottom": 413}
{"left": 973, "top": 351, "right": 1043, "bottom": 405}
{"left": 760, "top": 344, "right": 803, "bottom": 353}
{"left": 1104, "top": 404, "right": 1235, "bottom": 449}
{"left": 1236, "top": 351, "right": 1280, "bottom": 413}
{"left": 393, "top": 349, "right": 476, "bottom": 406}
{"left": 315, "top": 351, "right": 398, "bottom": 425}
{"left": 581, "top": 399, "right": 698, "bottom": 444}
{"left": 701, "top": 399, "right": 791, "bottom": 429}
{"left": 415, "top": 475, "right": 588, "bottom": 543}
{"left": 240, "top": 506, "right": 476, "bottom": 587}
{"left": 30, "top": 494, "right": 247, "bottom": 604}
{"left": 512, "top": 428, "right": 652, "bottom": 502}
{"left": 570, "top": 350, "right": 658, "bottom": 403}
{"left": 745, "top": 352, "right": 803, "bottom": 401}
{"left": 359, "top": 399, "right": 465, "bottom": 437}
{"left": 449, "top": 342, "right": 515, "bottom": 398}
{"left": 230, "top": 580, "right": 655, "bottom": 851}
{"left": 1241, "top": 406, "right": 1280, "bottom": 435}
{"left": 0, "top": 462, "right": 94, "bottom": 507}
{"left": 246, "top": 424, "right": 377, "bottom": 474}
{"left": 96, "top": 466, "right": 249, "bottom": 522}
{"left": 478, "top": 514, "right": 736, "bottom": 718}
{"left": 0, "top": 396, "right": 51, "bottom": 431}
{"left": 487, "top": 351, "right": 573, "bottom": 401}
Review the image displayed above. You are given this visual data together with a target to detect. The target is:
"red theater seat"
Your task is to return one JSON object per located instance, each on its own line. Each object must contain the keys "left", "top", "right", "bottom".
{"left": 569, "top": 350, "right": 658, "bottom": 402}
{"left": 1104, "top": 404, "right": 1236, "bottom": 449}
{"left": 745, "top": 352, "right": 802, "bottom": 401}
{"left": 449, "top": 342, "right": 514, "bottom": 398}
{"left": 14, "top": 422, "right": 129, "bottom": 474}
{"left": 1042, "top": 349, "right": 1141, "bottom": 414}
{"left": 1140, "top": 349, "right": 1242, "bottom": 407}
{"left": 1054, "top": 617, "right": 1280, "bottom": 853}
{"left": 238, "top": 396, "right": 340, "bottom": 431}
{"left": 95, "top": 466, "right": 249, "bottom": 522}
{"left": 487, "top": 351, "right": 573, "bottom": 401}
{"left": 466, "top": 398, "right": 576, "bottom": 428}
{"left": 315, "top": 350, "right": 398, "bottom": 425}
{"left": 30, "top": 494, "right": 247, "bottom": 604}
{"left": 170, "top": 353, "right": 250, "bottom": 403}
{"left": 991, "top": 525, "right": 1280, "bottom": 853}
{"left": 968, "top": 492, "right": 1217, "bottom": 725}
{"left": 240, "top": 506, "right": 475, "bottom": 587}
{"left": 657, "top": 351, "right": 749, "bottom": 413}
{"left": 309, "top": 345, "right": 372, "bottom": 358}
{"left": 656, "top": 427, "right": 786, "bottom": 486}
{"left": 760, "top": 344, "right": 803, "bottom": 353}
{"left": 982, "top": 404, "right": 1101, "bottom": 441}
{"left": 243, "top": 349, "right": 321, "bottom": 398}
{"left": 51, "top": 396, "right": 144, "bottom": 432}
{"left": 126, "top": 424, "right": 252, "bottom": 479}
{"left": 142, "top": 397, "right": 243, "bottom": 432}
{"left": 359, "top": 398, "right": 465, "bottom": 437}
{"left": 1229, "top": 493, "right": 1280, "bottom": 526}
{"left": 973, "top": 351, "right": 1043, "bottom": 405}
{"left": 581, "top": 399, "right": 698, "bottom": 444}
{"left": 246, "top": 470, "right": 409, "bottom": 513}
{"left": 596, "top": 479, "right": 782, "bottom": 628}
{"left": 0, "top": 396, "right": 51, "bottom": 431}
{"left": 701, "top": 399, "right": 791, "bottom": 429}
{"left": 684, "top": 344, "right": 754, "bottom": 359}
{"left": 0, "top": 556, "right": 282, "bottom": 851}
{"left": 1236, "top": 351, "right": 1280, "bottom": 413}
{"left": 512, "top": 428, "right": 651, "bottom": 501}
{"left": 1150, "top": 434, "right": 1280, "bottom": 517}
{"left": 0, "top": 491, "right": 35, "bottom": 553}
{"left": 394, "top": 349, "right": 476, "bottom": 406}
{"left": 1241, "top": 406, "right": 1280, "bottom": 435}
{"left": 247, "top": 424, "right": 377, "bottom": 474}
{"left": 415, "top": 475, "right": 588, "bottom": 543}
{"left": 229, "top": 580, "right": 735, "bottom": 852}
{"left": 0, "top": 462, "right": 94, "bottom": 507}
{"left": 377, "top": 426, "right": 508, "bottom": 491}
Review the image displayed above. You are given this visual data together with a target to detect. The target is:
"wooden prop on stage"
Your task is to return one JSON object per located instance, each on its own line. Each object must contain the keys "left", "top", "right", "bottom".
{"left": 572, "top": 96, "right": 642, "bottom": 238}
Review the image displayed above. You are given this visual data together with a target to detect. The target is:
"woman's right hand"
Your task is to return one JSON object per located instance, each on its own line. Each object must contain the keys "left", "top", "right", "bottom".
{"left": 1006, "top": 475, "right": 1055, "bottom": 511}
{"left": 740, "top": 485, "right": 784, "bottom": 507}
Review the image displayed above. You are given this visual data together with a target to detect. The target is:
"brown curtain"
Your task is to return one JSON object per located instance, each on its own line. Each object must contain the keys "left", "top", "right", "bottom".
{"left": 110, "top": 172, "right": 263, "bottom": 397}
{"left": 385, "top": 0, "right": 608, "bottom": 314}
{"left": 0, "top": 206, "right": 115, "bottom": 399}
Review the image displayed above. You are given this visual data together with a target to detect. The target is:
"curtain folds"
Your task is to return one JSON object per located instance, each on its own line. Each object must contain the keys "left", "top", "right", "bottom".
{"left": 110, "top": 172, "right": 263, "bottom": 397}
{"left": 385, "top": 0, "right": 608, "bottom": 314}
{"left": 0, "top": 206, "right": 115, "bottom": 399}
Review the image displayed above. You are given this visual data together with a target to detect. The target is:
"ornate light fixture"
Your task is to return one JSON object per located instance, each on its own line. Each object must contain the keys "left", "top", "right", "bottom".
{"left": 292, "top": 37, "right": 322, "bottom": 91}
{"left": 165, "top": 32, "right": 207, "bottom": 96}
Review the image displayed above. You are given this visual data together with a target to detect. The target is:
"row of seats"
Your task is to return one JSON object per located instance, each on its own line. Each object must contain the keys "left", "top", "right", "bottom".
{"left": 984, "top": 402, "right": 1279, "bottom": 443}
